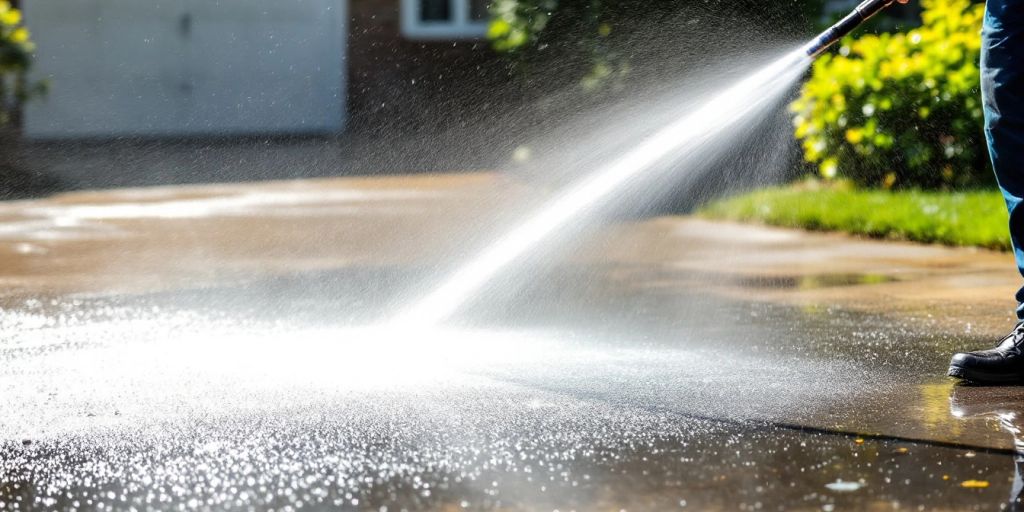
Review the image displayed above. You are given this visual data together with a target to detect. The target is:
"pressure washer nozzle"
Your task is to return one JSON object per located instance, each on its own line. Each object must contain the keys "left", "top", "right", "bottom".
{"left": 803, "top": 0, "right": 897, "bottom": 58}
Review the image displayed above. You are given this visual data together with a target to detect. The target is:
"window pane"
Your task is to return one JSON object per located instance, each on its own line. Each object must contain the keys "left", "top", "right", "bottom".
{"left": 420, "top": 0, "right": 451, "bottom": 21}
{"left": 470, "top": 0, "right": 490, "bottom": 21}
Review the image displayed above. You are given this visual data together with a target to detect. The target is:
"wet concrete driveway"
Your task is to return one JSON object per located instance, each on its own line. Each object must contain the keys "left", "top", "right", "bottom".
{"left": 2, "top": 173, "right": 1024, "bottom": 511}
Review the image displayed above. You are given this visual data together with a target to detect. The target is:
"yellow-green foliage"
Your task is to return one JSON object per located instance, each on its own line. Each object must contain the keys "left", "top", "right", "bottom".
{"left": 791, "top": 0, "right": 986, "bottom": 189}
{"left": 487, "top": 0, "right": 558, "bottom": 52}
{"left": 0, "top": 0, "right": 39, "bottom": 125}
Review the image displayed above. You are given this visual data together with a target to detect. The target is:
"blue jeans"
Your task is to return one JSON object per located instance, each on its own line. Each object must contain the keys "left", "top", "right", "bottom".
{"left": 983, "top": 0, "right": 1024, "bottom": 319}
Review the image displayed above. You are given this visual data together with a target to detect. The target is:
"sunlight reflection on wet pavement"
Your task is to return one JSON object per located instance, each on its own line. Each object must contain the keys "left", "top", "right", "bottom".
{"left": 2, "top": 175, "right": 1023, "bottom": 510}
{"left": 1, "top": 290, "right": 1021, "bottom": 511}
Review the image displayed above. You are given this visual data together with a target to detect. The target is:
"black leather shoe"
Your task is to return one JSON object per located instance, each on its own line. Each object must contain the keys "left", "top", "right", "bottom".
{"left": 949, "top": 322, "right": 1024, "bottom": 383}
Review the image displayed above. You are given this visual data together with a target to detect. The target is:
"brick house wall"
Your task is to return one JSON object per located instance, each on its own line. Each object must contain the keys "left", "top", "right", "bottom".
{"left": 347, "top": 0, "right": 513, "bottom": 137}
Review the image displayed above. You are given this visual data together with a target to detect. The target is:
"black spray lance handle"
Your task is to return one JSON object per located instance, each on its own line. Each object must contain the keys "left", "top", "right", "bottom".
{"left": 804, "top": 0, "right": 897, "bottom": 58}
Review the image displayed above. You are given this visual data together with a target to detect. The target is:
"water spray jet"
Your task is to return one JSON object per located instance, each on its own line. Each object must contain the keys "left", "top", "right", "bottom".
{"left": 398, "top": 1, "right": 901, "bottom": 328}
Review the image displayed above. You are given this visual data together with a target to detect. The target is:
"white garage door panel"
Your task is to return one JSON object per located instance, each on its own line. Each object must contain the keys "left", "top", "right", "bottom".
{"left": 186, "top": 0, "right": 345, "bottom": 132}
{"left": 26, "top": 0, "right": 186, "bottom": 135}
{"left": 24, "top": 0, "right": 346, "bottom": 138}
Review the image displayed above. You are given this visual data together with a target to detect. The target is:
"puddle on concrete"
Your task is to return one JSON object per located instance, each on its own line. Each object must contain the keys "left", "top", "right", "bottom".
{"left": 733, "top": 273, "right": 898, "bottom": 290}
{"left": 951, "top": 385, "right": 1024, "bottom": 452}
{"left": 598, "top": 266, "right": 902, "bottom": 299}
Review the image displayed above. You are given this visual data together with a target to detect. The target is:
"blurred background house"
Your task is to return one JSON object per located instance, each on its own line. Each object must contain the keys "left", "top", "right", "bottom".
{"left": 22, "top": 0, "right": 503, "bottom": 138}
{"left": 8, "top": 0, "right": 514, "bottom": 190}
{"left": 3, "top": 0, "right": 920, "bottom": 194}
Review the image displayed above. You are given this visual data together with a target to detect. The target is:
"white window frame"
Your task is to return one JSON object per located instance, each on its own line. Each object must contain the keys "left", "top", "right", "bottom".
{"left": 400, "top": 0, "right": 489, "bottom": 40}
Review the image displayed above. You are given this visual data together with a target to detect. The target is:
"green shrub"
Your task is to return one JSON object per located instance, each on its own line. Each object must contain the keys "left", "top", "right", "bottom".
{"left": 0, "top": 0, "right": 41, "bottom": 126}
{"left": 791, "top": 0, "right": 987, "bottom": 189}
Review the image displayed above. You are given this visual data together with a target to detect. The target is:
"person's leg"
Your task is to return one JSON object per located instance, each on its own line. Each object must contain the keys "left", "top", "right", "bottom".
{"left": 948, "top": 0, "right": 1024, "bottom": 382}
{"left": 983, "top": 0, "right": 1024, "bottom": 316}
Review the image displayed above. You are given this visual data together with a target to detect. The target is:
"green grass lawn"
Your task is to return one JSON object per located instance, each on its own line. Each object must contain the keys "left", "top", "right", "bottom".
{"left": 698, "top": 183, "right": 1010, "bottom": 251}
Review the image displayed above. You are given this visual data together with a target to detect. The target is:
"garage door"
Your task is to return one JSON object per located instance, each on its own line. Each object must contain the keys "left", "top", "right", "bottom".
{"left": 23, "top": 0, "right": 347, "bottom": 138}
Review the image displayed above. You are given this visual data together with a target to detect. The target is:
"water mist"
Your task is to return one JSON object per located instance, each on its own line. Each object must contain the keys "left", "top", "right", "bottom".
{"left": 398, "top": 49, "right": 812, "bottom": 327}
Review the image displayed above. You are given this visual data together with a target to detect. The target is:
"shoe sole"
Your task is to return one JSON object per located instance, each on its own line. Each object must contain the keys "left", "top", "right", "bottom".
{"left": 948, "top": 364, "right": 1024, "bottom": 384}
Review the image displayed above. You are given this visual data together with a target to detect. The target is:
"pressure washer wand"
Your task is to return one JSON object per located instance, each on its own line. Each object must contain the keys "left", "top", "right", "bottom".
{"left": 803, "top": 0, "right": 897, "bottom": 58}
